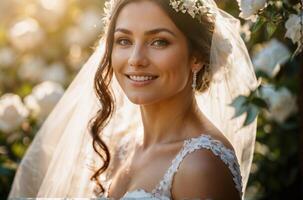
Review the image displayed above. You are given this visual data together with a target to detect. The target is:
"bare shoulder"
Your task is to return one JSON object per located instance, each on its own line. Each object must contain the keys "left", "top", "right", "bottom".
{"left": 205, "top": 126, "right": 235, "bottom": 152}
{"left": 171, "top": 137, "right": 241, "bottom": 200}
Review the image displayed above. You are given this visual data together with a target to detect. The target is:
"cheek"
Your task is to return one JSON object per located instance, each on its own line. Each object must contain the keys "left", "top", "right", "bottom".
{"left": 111, "top": 48, "right": 127, "bottom": 73}
{"left": 152, "top": 48, "right": 190, "bottom": 85}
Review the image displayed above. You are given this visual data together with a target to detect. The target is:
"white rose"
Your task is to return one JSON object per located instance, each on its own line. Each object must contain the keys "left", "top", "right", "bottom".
{"left": 9, "top": 18, "right": 45, "bottom": 51}
{"left": 0, "top": 48, "right": 16, "bottom": 68}
{"left": 252, "top": 39, "right": 290, "bottom": 78}
{"left": 18, "top": 56, "right": 46, "bottom": 82}
{"left": 285, "top": 14, "right": 302, "bottom": 45}
{"left": 41, "top": 62, "right": 67, "bottom": 85}
{"left": 0, "top": 94, "right": 29, "bottom": 133}
{"left": 238, "top": 0, "right": 267, "bottom": 19}
{"left": 261, "top": 85, "right": 297, "bottom": 123}
{"left": 24, "top": 81, "right": 64, "bottom": 121}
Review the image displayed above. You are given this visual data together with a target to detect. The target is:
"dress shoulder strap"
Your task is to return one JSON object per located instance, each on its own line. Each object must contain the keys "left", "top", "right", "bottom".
{"left": 151, "top": 134, "right": 243, "bottom": 199}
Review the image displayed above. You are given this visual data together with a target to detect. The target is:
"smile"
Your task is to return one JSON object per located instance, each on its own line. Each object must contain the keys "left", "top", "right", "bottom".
{"left": 127, "top": 75, "right": 158, "bottom": 82}
{"left": 125, "top": 74, "right": 159, "bottom": 87}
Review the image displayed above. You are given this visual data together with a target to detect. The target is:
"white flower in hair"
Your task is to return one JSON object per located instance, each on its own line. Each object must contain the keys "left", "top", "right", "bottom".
{"left": 182, "top": 0, "right": 196, "bottom": 17}
{"left": 102, "top": 0, "right": 214, "bottom": 27}
{"left": 170, "top": 1, "right": 181, "bottom": 11}
{"left": 169, "top": 0, "right": 214, "bottom": 21}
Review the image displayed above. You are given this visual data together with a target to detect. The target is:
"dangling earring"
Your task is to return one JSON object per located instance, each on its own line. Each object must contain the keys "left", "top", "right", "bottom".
{"left": 192, "top": 70, "right": 198, "bottom": 90}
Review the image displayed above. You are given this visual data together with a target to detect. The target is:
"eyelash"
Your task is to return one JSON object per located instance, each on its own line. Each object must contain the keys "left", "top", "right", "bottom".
{"left": 152, "top": 39, "right": 170, "bottom": 47}
{"left": 115, "top": 38, "right": 131, "bottom": 46}
{"left": 115, "top": 38, "right": 170, "bottom": 48}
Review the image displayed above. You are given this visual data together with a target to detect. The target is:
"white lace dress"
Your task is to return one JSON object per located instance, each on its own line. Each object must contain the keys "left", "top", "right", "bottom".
{"left": 100, "top": 134, "right": 243, "bottom": 199}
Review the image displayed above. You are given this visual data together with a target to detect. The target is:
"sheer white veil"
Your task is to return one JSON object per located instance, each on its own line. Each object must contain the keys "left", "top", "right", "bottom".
{"left": 9, "top": 0, "right": 258, "bottom": 199}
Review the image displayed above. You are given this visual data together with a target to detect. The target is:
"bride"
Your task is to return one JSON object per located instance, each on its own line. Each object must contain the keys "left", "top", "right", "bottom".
{"left": 9, "top": 0, "right": 258, "bottom": 199}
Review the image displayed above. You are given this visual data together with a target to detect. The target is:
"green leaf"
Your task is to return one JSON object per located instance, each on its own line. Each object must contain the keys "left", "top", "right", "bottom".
{"left": 266, "top": 22, "right": 277, "bottom": 38}
{"left": 234, "top": 105, "right": 249, "bottom": 119}
{"left": 252, "top": 97, "right": 269, "bottom": 109}
{"left": 230, "top": 95, "right": 248, "bottom": 118}
{"left": 230, "top": 95, "right": 247, "bottom": 107}
{"left": 252, "top": 17, "right": 266, "bottom": 33}
{"left": 11, "top": 142, "right": 27, "bottom": 158}
{"left": 244, "top": 105, "right": 259, "bottom": 126}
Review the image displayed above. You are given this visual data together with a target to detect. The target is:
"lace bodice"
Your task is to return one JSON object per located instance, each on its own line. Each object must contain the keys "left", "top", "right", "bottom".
{"left": 101, "top": 134, "right": 243, "bottom": 199}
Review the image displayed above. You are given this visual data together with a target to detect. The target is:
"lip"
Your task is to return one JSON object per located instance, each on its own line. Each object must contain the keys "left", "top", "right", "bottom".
{"left": 124, "top": 73, "right": 159, "bottom": 87}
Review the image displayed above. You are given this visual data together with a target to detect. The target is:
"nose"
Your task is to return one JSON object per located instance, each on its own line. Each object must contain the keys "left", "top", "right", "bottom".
{"left": 128, "top": 43, "right": 149, "bottom": 67}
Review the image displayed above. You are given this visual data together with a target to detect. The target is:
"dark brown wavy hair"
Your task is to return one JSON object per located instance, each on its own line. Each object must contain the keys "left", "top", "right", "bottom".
{"left": 89, "top": 0, "right": 215, "bottom": 195}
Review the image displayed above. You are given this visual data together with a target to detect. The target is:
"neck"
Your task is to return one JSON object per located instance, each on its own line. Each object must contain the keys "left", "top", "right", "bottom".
{"left": 139, "top": 88, "right": 206, "bottom": 150}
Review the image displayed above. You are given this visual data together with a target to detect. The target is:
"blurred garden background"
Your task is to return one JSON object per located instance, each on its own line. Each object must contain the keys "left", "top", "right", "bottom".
{"left": 0, "top": 0, "right": 302, "bottom": 199}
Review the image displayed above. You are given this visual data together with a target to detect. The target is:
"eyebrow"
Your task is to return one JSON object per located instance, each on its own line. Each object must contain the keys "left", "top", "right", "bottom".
{"left": 114, "top": 28, "right": 177, "bottom": 37}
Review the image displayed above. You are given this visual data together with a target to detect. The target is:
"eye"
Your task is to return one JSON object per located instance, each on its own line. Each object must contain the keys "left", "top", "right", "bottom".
{"left": 115, "top": 38, "right": 132, "bottom": 46}
{"left": 151, "top": 39, "right": 170, "bottom": 48}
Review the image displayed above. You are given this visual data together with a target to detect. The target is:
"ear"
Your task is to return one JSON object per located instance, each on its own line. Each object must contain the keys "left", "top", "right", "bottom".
{"left": 190, "top": 56, "right": 204, "bottom": 72}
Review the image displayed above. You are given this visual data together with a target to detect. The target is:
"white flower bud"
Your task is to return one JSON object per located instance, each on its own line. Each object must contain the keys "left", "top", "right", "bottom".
{"left": 24, "top": 81, "right": 64, "bottom": 121}
{"left": 0, "top": 94, "right": 29, "bottom": 133}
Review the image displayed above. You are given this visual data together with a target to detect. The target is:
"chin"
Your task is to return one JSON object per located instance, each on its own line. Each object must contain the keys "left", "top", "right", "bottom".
{"left": 125, "top": 93, "right": 161, "bottom": 106}
{"left": 127, "top": 96, "right": 153, "bottom": 105}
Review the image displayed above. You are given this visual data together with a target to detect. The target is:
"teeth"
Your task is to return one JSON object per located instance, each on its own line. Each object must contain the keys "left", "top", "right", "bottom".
{"left": 129, "top": 75, "right": 156, "bottom": 81}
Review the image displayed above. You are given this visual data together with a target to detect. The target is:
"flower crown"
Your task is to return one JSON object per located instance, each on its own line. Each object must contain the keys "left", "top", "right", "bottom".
{"left": 170, "top": 0, "right": 215, "bottom": 21}
{"left": 102, "top": 0, "right": 215, "bottom": 27}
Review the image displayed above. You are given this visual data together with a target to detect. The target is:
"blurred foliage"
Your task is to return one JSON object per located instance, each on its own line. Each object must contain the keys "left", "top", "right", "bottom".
{"left": 229, "top": 0, "right": 301, "bottom": 199}
{"left": 0, "top": 0, "right": 105, "bottom": 198}
{"left": 0, "top": 0, "right": 302, "bottom": 199}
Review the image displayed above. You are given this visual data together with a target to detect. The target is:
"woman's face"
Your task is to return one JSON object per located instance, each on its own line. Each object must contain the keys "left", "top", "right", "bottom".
{"left": 111, "top": 0, "right": 194, "bottom": 105}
